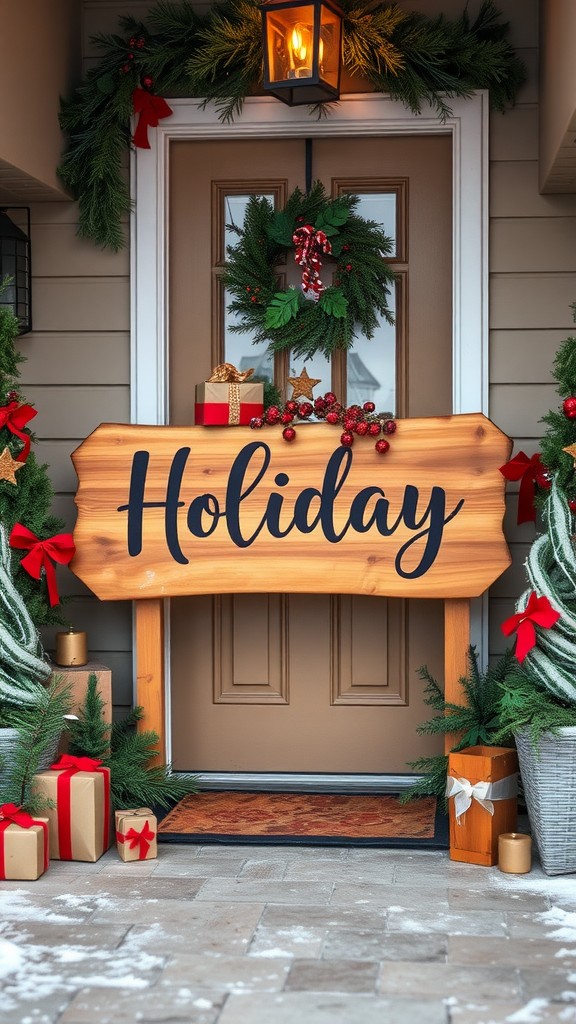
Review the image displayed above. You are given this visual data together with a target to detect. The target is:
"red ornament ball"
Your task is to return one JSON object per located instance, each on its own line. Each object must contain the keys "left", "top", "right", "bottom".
{"left": 535, "top": 465, "right": 551, "bottom": 489}
{"left": 563, "top": 396, "right": 576, "bottom": 419}
{"left": 282, "top": 426, "right": 297, "bottom": 442}
{"left": 286, "top": 400, "right": 299, "bottom": 414}
{"left": 265, "top": 406, "right": 280, "bottom": 425}
{"left": 340, "top": 431, "right": 354, "bottom": 447}
{"left": 324, "top": 391, "right": 337, "bottom": 406}
{"left": 375, "top": 438, "right": 390, "bottom": 454}
{"left": 298, "top": 402, "right": 313, "bottom": 418}
{"left": 250, "top": 416, "right": 264, "bottom": 429}
{"left": 280, "top": 411, "right": 294, "bottom": 425}
{"left": 363, "top": 401, "right": 375, "bottom": 413}
{"left": 383, "top": 419, "right": 397, "bottom": 435}
{"left": 355, "top": 420, "right": 369, "bottom": 436}
{"left": 367, "top": 422, "right": 381, "bottom": 437}
{"left": 142, "top": 75, "right": 154, "bottom": 90}
{"left": 344, "top": 418, "right": 356, "bottom": 432}
{"left": 569, "top": 499, "right": 576, "bottom": 513}
{"left": 314, "top": 397, "right": 327, "bottom": 414}
{"left": 326, "top": 410, "right": 340, "bottom": 425}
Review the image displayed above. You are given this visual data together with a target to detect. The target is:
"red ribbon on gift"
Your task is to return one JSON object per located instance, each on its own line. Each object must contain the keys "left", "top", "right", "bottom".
{"left": 49, "top": 755, "right": 110, "bottom": 860}
{"left": 0, "top": 803, "right": 49, "bottom": 878}
{"left": 117, "top": 820, "right": 156, "bottom": 859}
{"left": 499, "top": 451, "right": 550, "bottom": 524}
{"left": 501, "top": 590, "right": 561, "bottom": 663}
{"left": 0, "top": 401, "right": 37, "bottom": 462}
{"left": 293, "top": 224, "right": 332, "bottom": 297}
{"left": 9, "top": 524, "right": 76, "bottom": 606}
{"left": 132, "top": 88, "right": 173, "bottom": 149}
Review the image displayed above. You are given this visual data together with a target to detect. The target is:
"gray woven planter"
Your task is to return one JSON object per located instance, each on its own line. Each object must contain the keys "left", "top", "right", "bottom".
{"left": 515, "top": 726, "right": 576, "bottom": 876}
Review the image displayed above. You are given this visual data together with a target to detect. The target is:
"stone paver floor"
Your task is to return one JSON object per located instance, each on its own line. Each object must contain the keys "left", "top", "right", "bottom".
{"left": 1, "top": 842, "right": 576, "bottom": 1024}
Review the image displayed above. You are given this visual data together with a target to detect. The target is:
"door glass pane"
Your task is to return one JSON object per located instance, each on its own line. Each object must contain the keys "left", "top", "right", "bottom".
{"left": 224, "top": 194, "right": 275, "bottom": 382}
{"left": 345, "top": 191, "right": 398, "bottom": 413}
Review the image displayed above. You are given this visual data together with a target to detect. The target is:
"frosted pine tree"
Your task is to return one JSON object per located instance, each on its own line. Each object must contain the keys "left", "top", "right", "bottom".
{"left": 512, "top": 477, "right": 576, "bottom": 704}
{"left": 0, "top": 522, "right": 51, "bottom": 707}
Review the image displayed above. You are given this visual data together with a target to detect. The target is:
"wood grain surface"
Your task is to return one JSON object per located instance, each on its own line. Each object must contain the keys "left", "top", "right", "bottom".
{"left": 71, "top": 415, "right": 512, "bottom": 602}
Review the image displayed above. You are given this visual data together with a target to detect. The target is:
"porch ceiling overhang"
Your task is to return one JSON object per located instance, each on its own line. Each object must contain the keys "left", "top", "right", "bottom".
{"left": 0, "top": 159, "right": 70, "bottom": 205}
{"left": 539, "top": 0, "right": 576, "bottom": 193}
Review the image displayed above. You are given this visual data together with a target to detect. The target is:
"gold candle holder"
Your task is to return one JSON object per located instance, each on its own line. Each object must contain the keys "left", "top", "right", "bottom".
{"left": 498, "top": 832, "right": 532, "bottom": 874}
{"left": 54, "top": 626, "right": 88, "bottom": 667}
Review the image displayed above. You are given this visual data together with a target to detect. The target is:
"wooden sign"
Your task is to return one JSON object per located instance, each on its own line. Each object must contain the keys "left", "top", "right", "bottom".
{"left": 71, "top": 415, "right": 511, "bottom": 601}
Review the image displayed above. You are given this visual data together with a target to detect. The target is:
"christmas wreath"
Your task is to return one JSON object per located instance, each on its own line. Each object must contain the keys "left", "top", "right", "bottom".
{"left": 222, "top": 182, "right": 396, "bottom": 359}
{"left": 57, "top": 0, "right": 526, "bottom": 251}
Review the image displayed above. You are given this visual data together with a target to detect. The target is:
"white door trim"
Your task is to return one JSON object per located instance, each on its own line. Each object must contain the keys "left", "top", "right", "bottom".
{"left": 130, "top": 91, "right": 490, "bottom": 748}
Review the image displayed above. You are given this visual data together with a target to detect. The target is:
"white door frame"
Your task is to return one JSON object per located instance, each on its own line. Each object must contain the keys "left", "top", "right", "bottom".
{"left": 130, "top": 91, "right": 490, "bottom": 748}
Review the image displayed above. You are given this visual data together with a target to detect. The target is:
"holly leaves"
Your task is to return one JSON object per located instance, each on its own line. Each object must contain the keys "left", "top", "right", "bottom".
{"left": 315, "top": 199, "right": 350, "bottom": 237}
{"left": 318, "top": 288, "right": 348, "bottom": 319}
{"left": 264, "top": 288, "right": 301, "bottom": 329}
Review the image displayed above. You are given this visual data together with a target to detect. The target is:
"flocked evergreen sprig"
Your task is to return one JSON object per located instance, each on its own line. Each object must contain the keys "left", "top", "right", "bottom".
{"left": 536, "top": 306, "right": 576, "bottom": 511}
{"left": 58, "top": 0, "right": 525, "bottom": 250}
{"left": 400, "top": 646, "right": 515, "bottom": 803}
{"left": 496, "top": 667, "right": 576, "bottom": 750}
{"left": 2, "top": 679, "right": 73, "bottom": 812}
{"left": 67, "top": 674, "right": 198, "bottom": 811}
{"left": 223, "top": 182, "right": 395, "bottom": 359}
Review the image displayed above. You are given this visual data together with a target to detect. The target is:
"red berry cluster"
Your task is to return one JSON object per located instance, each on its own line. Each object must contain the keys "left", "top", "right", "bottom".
{"left": 250, "top": 393, "right": 397, "bottom": 453}
{"left": 121, "top": 35, "right": 146, "bottom": 74}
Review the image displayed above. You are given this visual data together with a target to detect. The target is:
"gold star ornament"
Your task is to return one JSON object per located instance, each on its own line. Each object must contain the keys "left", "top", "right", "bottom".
{"left": 563, "top": 442, "right": 576, "bottom": 467}
{"left": 0, "top": 446, "right": 24, "bottom": 485}
{"left": 288, "top": 367, "right": 321, "bottom": 401}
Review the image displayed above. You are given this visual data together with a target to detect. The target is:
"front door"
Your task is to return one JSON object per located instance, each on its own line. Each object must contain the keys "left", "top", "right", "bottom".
{"left": 168, "top": 134, "right": 452, "bottom": 774}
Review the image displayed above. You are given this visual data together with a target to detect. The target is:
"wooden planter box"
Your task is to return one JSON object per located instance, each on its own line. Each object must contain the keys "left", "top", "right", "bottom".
{"left": 448, "top": 745, "right": 518, "bottom": 866}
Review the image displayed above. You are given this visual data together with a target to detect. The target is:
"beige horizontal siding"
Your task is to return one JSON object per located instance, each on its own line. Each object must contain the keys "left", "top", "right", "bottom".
{"left": 490, "top": 163, "right": 576, "bottom": 218}
{"left": 490, "top": 383, "right": 558, "bottom": 436}
{"left": 24, "top": 386, "right": 129, "bottom": 437}
{"left": 490, "top": 218, "right": 576, "bottom": 273}
{"left": 32, "top": 278, "right": 129, "bottom": 332}
{"left": 490, "top": 274, "right": 576, "bottom": 329}
{"left": 20, "top": 333, "right": 130, "bottom": 386}
{"left": 490, "top": 330, "right": 567, "bottom": 383}
{"left": 32, "top": 224, "right": 129, "bottom": 277}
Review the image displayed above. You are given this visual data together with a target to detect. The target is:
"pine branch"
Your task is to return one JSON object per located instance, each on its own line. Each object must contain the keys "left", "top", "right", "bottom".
{"left": 2, "top": 679, "right": 73, "bottom": 811}
{"left": 67, "top": 673, "right": 112, "bottom": 760}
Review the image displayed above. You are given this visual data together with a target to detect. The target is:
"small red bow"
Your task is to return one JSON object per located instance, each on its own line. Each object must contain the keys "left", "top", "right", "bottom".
{"left": 293, "top": 224, "right": 332, "bottom": 297}
{"left": 501, "top": 591, "right": 561, "bottom": 662}
{"left": 132, "top": 88, "right": 173, "bottom": 149}
{"left": 117, "top": 820, "right": 156, "bottom": 859}
{"left": 0, "top": 401, "right": 37, "bottom": 462}
{"left": 0, "top": 803, "right": 35, "bottom": 828}
{"left": 50, "top": 754, "right": 103, "bottom": 772}
{"left": 499, "top": 452, "right": 550, "bottom": 524}
{"left": 9, "top": 524, "right": 76, "bottom": 606}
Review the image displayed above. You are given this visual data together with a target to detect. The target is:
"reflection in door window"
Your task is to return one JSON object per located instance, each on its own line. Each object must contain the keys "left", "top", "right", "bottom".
{"left": 224, "top": 195, "right": 275, "bottom": 383}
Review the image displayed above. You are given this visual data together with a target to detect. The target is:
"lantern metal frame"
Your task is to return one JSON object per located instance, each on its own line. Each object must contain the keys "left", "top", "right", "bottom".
{"left": 261, "top": 0, "right": 343, "bottom": 106}
{"left": 0, "top": 206, "right": 32, "bottom": 335}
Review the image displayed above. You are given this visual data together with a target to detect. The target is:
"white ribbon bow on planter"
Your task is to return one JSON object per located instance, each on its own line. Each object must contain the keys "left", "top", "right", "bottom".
{"left": 445, "top": 774, "right": 518, "bottom": 825}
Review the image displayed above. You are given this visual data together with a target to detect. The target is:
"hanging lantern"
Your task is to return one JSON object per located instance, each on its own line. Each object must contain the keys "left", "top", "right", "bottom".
{"left": 261, "top": 0, "right": 343, "bottom": 106}
{"left": 0, "top": 208, "right": 32, "bottom": 335}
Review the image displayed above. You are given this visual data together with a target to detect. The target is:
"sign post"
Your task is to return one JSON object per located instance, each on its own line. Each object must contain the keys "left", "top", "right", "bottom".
{"left": 71, "top": 415, "right": 512, "bottom": 760}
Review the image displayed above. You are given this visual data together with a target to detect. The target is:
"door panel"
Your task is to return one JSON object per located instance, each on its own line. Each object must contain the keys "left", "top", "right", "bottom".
{"left": 168, "top": 135, "right": 452, "bottom": 773}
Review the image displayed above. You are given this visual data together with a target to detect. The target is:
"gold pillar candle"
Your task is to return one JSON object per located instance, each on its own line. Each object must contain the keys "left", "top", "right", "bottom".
{"left": 54, "top": 627, "right": 88, "bottom": 667}
{"left": 498, "top": 832, "right": 532, "bottom": 874}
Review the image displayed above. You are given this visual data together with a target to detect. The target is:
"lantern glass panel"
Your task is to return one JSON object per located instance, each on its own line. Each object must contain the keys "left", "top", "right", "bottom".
{"left": 266, "top": 5, "right": 316, "bottom": 83}
{"left": 319, "top": 4, "right": 341, "bottom": 89}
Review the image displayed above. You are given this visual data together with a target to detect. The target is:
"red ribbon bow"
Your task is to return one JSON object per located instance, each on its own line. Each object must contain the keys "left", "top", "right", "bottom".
{"left": 117, "top": 820, "right": 156, "bottom": 859}
{"left": 501, "top": 590, "right": 561, "bottom": 663}
{"left": 49, "top": 755, "right": 110, "bottom": 860}
{"left": 0, "top": 803, "right": 49, "bottom": 878}
{"left": 293, "top": 224, "right": 332, "bottom": 298}
{"left": 132, "top": 88, "right": 173, "bottom": 149}
{"left": 9, "top": 524, "right": 76, "bottom": 606}
{"left": 499, "top": 452, "right": 550, "bottom": 524}
{"left": 0, "top": 401, "right": 37, "bottom": 462}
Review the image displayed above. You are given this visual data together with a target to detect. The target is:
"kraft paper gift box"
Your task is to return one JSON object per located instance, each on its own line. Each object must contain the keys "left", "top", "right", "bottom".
{"left": 447, "top": 745, "right": 518, "bottom": 866}
{"left": 194, "top": 380, "right": 264, "bottom": 426}
{"left": 115, "top": 807, "right": 157, "bottom": 862}
{"left": 0, "top": 808, "right": 49, "bottom": 881}
{"left": 33, "top": 759, "right": 111, "bottom": 862}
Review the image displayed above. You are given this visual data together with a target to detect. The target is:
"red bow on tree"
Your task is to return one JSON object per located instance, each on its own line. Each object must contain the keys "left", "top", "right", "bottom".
{"left": 117, "top": 821, "right": 156, "bottom": 859}
{"left": 9, "top": 524, "right": 76, "bottom": 606}
{"left": 499, "top": 451, "right": 550, "bottom": 524}
{"left": 0, "top": 401, "right": 37, "bottom": 462}
{"left": 501, "top": 591, "right": 561, "bottom": 663}
{"left": 293, "top": 224, "right": 332, "bottom": 298}
{"left": 132, "top": 87, "right": 173, "bottom": 149}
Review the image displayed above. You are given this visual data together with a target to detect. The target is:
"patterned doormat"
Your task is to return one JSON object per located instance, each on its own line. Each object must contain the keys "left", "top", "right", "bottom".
{"left": 157, "top": 791, "right": 448, "bottom": 848}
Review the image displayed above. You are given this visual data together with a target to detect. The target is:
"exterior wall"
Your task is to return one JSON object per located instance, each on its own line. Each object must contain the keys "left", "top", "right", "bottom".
{"left": 1, "top": 0, "right": 81, "bottom": 198}
{"left": 539, "top": 0, "right": 576, "bottom": 190}
{"left": 12, "top": 0, "right": 576, "bottom": 719}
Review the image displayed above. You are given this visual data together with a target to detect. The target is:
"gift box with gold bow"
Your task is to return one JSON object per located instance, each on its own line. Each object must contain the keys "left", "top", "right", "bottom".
{"left": 0, "top": 804, "right": 50, "bottom": 880}
{"left": 115, "top": 807, "right": 157, "bottom": 862}
{"left": 195, "top": 364, "right": 264, "bottom": 426}
{"left": 32, "top": 755, "right": 111, "bottom": 862}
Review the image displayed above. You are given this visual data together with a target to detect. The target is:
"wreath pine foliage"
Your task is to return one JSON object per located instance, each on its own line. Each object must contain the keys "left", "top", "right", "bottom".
{"left": 222, "top": 181, "right": 395, "bottom": 358}
{"left": 57, "top": 0, "right": 525, "bottom": 250}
